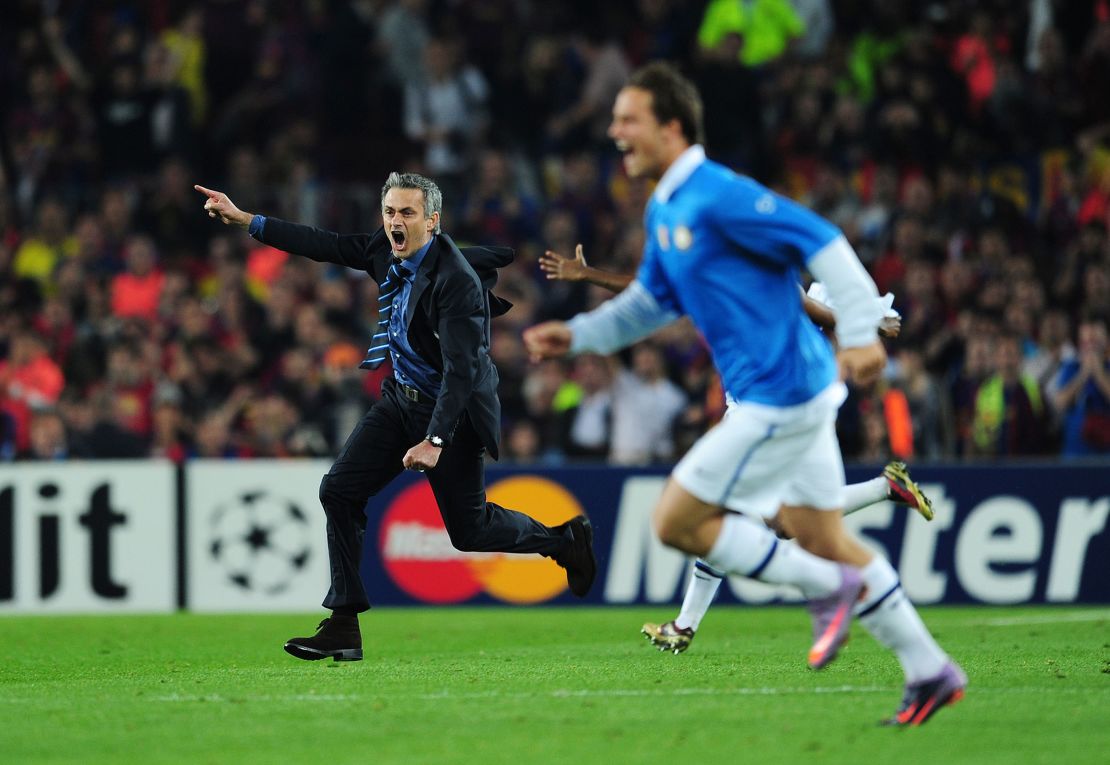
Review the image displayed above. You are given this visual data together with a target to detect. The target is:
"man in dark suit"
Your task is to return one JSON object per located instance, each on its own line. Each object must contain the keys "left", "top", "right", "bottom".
{"left": 195, "top": 173, "right": 596, "bottom": 661}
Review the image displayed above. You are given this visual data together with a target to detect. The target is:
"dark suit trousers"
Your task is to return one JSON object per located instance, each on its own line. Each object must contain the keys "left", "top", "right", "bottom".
{"left": 318, "top": 378, "right": 570, "bottom": 612}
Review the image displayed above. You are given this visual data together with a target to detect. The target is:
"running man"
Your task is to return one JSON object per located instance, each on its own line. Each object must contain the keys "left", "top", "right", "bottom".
{"left": 538, "top": 246, "right": 935, "bottom": 655}
{"left": 524, "top": 62, "right": 964, "bottom": 726}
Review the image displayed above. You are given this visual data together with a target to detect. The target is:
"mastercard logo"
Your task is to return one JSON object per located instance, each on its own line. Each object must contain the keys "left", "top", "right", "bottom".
{"left": 378, "top": 475, "right": 586, "bottom": 604}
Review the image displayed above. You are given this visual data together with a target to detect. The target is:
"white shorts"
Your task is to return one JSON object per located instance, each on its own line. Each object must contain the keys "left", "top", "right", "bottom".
{"left": 673, "top": 382, "right": 847, "bottom": 517}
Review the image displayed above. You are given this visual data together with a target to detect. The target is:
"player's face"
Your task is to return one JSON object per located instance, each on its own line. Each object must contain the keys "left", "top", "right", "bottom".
{"left": 609, "top": 87, "right": 667, "bottom": 180}
{"left": 381, "top": 187, "right": 438, "bottom": 257}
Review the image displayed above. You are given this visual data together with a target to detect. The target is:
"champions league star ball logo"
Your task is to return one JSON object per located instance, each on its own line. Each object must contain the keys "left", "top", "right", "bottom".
{"left": 208, "top": 491, "right": 312, "bottom": 595}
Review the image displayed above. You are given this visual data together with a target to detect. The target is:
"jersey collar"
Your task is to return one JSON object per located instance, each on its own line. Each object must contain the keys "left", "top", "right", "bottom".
{"left": 653, "top": 144, "right": 706, "bottom": 203}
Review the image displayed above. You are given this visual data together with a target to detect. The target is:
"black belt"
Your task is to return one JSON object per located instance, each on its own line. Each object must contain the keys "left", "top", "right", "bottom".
{"left": 399, "top": 383, "right": 432, "bottom": 404}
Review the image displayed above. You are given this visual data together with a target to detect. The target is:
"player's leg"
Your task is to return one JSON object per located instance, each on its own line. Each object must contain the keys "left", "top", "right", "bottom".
{"left": 654, "top": 408, "right": 862, "bottom": 668}
{"left": 840, "top": 476, "right": 889, "bottom": 516}
{"left": 778, "top": 438, "right": 963, "bottom": 723}
{"left": 841, "top": 462, "right": 933, "bottom": 519}
{"left": 642, "top": 464, "right": 916, "bottom": 653}
{"left": 641, "top": 559, "right": 725, "bottom": 653}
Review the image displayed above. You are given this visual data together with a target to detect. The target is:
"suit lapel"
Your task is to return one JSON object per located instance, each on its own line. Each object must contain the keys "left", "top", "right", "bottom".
{"left": 405, "top": 235, "right": 440, "bottom": 328}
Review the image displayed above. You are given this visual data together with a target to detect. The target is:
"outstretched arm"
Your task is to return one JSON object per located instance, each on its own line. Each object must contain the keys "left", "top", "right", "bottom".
{"left": 539, "top": 244, "right": 634, "bottom": 293}
{"left": 194, "top": 184, "right": 377, "bottom": 271}
{"left": 523, "top": 280, "right": 679, "bottom": 362}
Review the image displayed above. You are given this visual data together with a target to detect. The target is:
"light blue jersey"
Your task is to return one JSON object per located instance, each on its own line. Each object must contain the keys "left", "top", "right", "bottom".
{"left": 638, "top": 148, "right": 839, "bottom": 407}
{"left": 568, "top": 145, "right": 881, "bottom": 408}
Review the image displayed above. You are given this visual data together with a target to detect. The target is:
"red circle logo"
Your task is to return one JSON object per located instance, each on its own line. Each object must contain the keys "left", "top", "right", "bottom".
{"left": 378, "top": 476, "right": 586, "bottom": 604}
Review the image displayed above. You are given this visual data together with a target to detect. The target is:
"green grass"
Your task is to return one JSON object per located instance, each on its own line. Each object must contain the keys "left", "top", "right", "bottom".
{"left": 1, "top": 607, "right": 1107, "bottom": 765}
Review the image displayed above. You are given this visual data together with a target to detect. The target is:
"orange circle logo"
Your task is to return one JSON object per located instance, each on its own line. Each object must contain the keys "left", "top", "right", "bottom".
{"left": 378, "top": 475, "right": 585, "bottom": 604}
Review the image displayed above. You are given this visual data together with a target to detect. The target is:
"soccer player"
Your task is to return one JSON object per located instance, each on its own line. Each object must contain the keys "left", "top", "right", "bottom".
{"left": 539, "top": 247, "right": 935, "bottom": 654}
{"left": 523, "top": 63, "right": 964, "bottom": 726}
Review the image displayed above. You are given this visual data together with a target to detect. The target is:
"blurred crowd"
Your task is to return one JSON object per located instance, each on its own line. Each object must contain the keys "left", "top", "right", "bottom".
{"left": 2, "top": 0, "right": 1109, "bottom": 465}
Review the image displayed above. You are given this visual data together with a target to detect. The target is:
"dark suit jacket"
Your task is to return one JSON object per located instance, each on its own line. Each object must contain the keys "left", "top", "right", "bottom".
{"left": 255, "top": 218, "right": 513, "bottom": 459}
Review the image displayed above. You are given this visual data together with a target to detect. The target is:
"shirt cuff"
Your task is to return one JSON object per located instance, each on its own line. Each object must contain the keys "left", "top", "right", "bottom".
{"left": 248, "top": 214, "right": 266, "bottom": 239}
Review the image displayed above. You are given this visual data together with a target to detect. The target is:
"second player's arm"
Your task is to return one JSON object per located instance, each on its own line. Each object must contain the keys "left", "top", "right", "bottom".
{"left": 539, "top": 245, "right": 635, "bottom": 293}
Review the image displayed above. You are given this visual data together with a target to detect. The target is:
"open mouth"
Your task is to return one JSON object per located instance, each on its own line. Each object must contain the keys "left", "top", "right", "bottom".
{"left": 391, "top": 229, "right": 407, "bottom": 249}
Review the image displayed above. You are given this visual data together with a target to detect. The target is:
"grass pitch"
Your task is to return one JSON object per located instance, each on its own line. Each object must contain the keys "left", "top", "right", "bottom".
{"left": 1, "top": 606, "right": 1107, "bottom": 765}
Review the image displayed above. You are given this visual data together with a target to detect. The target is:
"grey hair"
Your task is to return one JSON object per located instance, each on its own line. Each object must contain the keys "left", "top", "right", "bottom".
{"left": 381, "top": 172, "right": 443, "bottom": 233}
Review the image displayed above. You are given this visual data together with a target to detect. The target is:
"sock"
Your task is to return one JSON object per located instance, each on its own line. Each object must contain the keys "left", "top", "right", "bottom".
{"left": 674, "top": 560, "right": 725, "bottom": 631}
{"left": 854, "top": 556, "right": 948, "bottom": 683}
{"left": 705, "top": 513, "right": 841, "bottom": 599}
{"left": 842, "top": 476, "right": 889, "bottom": 515}
{"left": 331, "top": 607, "right": 359, "bottom": 619}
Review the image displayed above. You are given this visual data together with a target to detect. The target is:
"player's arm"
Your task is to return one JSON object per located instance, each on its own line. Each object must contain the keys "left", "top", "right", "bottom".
{"left": 806, "top": 236, "right": 886, "bottom": 385}
{"left": 802, "top": 284, "right": 902, "bottom": 338}
{"left": 539, "top": 244, "right": 634, "bottom": 293}
{"left": 801, "top": 285, "right": 837, "bottom": 332}
{"left": 524, "top": 280, "right": 679, "bottom": 360}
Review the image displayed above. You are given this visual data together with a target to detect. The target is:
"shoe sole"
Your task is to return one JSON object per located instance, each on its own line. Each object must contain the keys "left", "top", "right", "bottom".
{"left": 910, "top": 687, "right": 965, "bottom": 726}
{"left": 283, "top": 643, "right": 363, "bottom": 662}
{"left": 641, "top": 627, "right": 692, "bottom": 655}
{"left": 807, "top": 601, "right": 851, "bottom": 669}
{"left": 886, "top": 686, "right": 965, "bottom": 727}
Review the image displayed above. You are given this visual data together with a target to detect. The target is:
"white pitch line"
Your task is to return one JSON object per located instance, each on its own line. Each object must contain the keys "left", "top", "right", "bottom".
{"left": 143, "top": 684, "right": 1108, "bottom": 705}
{"left": 147, "top": 686, "right": 888, "bottom": 704}
{"left": 973, "top": 612, "right": 1110, "bottom": 627}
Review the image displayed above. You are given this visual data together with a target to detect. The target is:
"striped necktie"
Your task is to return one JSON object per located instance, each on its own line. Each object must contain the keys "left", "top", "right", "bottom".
{"left": 362, "top": 258, "right": 405, "bottom": 370}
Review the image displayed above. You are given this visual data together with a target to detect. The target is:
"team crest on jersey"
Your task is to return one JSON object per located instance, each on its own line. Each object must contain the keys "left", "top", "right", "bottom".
{"left": 674, "top": 225, "right": 693, "bottom": 251}
{"left": 656, "top": 224, "right": 670, "bottom": 250}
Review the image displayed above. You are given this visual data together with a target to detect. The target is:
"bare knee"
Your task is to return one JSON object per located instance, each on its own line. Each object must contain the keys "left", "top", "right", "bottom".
{"left": 653, "top": 512, "right": 687, "bottom": 550}
{"left": 652, "top": 480, "right": 721, "bottom": 556}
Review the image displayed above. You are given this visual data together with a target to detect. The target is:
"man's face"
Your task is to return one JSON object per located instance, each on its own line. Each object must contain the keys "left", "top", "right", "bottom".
{"left": 1078, "top": 322, "right": 1108, "bottom": 356}
{"left": 382, "top": 187, "right": 438, "bottom": 257}
{"left": 608, "top": 87, "right": 668, "bottom": 180}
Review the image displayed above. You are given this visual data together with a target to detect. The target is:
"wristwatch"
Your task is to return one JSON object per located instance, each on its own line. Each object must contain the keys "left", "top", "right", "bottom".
{"left": 425, "top": 435, "right": 445, "bottom": 448}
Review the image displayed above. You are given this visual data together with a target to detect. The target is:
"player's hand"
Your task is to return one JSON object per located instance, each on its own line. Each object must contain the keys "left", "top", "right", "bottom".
{"left": 194, "top": 184, "right": 252, "bottom": 228}
{"left": 879, "top": 314, "right": 902, "bottom": 338}
{"left": 522, "top": 322, "right": 572, "bottom": 362}
{"left": 838, "top": 341, "right": 887, "bottom": 387}
{"left": 403, "top": 440, "right": 441, "bottom": 473}
{"left": 539, "top": 244, "right": 588, "bottom": 282}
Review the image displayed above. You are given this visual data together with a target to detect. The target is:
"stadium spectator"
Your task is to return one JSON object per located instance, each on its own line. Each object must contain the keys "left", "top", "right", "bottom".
{"left": 0, "top": 329, "right": 65, "bottom": 453}
{"left": 971, "top": 333, "right": 1049, "bottom": 456}
{"left": 22, "top": 407, "right": 69, "bottom": 460}
{"left": 557, "top": 353, "right": 614, "bottom": 460}
{"left": 13, "top": 197, "right": 75, "bottom": 287}
{"left": 608, "top": 342, "right": 688, "bottom": 466}
{"left": 1054, "top": 315, "right": 1110, "bottom": 457}
{"left": 402, "top": 38, "right": 490, "bottom": 204}
{"left": 697, "top": 0, "right": 804, "bottom": 68}
{"left": 110, "top": 235, "right": 166, "bottom": 322}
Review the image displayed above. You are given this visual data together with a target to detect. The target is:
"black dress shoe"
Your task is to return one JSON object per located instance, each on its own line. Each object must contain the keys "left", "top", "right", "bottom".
{"left": 555, "top": 516, "right": 597, "bottom": 598}
{"left": 284, "top": 616, "right": 363, "bottom": 661}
